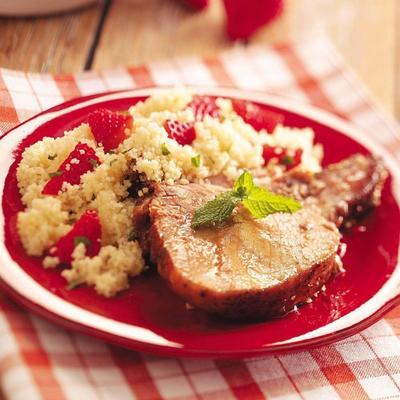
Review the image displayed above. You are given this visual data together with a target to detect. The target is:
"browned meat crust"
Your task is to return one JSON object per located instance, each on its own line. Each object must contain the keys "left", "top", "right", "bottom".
{"left": 268, "top": 154, "right": 388, "bottom": 227}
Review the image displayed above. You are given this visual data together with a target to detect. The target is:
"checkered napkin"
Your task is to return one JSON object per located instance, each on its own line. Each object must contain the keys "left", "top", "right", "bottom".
{"left": 1, "top": 36, "right": 400, "bottom": 400}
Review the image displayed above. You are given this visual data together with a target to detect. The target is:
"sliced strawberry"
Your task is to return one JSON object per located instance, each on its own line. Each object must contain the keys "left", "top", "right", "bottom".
{"left": 262, "top": 145, "right": 283, "bottom": 165}
{"left": 223, "top": 0, "right": 283, "bottom": 40}
{"left": 188, "top": 96, "right": 220, "bottom": 121}
{"left": 183, "top": 0, "right": 209, "bottom": 10}
{"left": 88, "top": 108, "right": 133, "bottom": 152}
{"left": 262, "top": 145, "right": 303, "bottom": 171}
{"left": 50, "top": 210, "right": 102, "bottom": 265}
{"left": 164, "top": 120, "right": 196, "bottom": 146}
{"left": 232, "top": 99, "right": 284, "bottom": 132}
{"left": 42, "top": 143, "right": 100, "bottom": 195}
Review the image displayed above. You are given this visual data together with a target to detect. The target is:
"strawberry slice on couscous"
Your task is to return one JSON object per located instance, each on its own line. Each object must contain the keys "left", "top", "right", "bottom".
{"left": 164, "top": 120, "right": 196, "bottom": 146}
{"left": 42, "top": 143, "right": 100, "bottom": 195}
{"left": 88, "top": 108, "right": 133, "bottom": 152}
{"left": 232, "top": 99, "right": 284, "bottom": 132}
{"left": 49, "top": 209, "right": 102, "bottom": 265}
{"left": 188, "top": 95, "right": 221, "bottom": 121}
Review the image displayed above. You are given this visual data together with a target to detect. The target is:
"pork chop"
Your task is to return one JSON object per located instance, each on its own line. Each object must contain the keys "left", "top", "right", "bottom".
{"left": 132, "top": 153, "right": 387, "bottom": 320}
{"left": 268, "top": 154, "right": 388, "bottom": 227}
{"left": 133, "top": 184, "right": 341, "bottom": 320}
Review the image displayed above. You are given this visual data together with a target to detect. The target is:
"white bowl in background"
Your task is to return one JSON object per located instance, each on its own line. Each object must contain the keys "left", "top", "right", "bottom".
{"left": 0, "top": 0, "right": 97, "bottom": 16}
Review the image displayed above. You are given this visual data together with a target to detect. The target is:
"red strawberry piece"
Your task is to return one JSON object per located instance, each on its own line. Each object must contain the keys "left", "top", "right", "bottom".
{"left": 164, "top": 120, "right": 196, "bottom": 146}
{"left": 50, "top": 210, "right": 102, "bottom": 265}
{"left": 188, "top": 96, "right": 221, "bottom": 121}
{"left": 183, "top": 0, "right": 209, "bottom": 10}
{"left": 223, "top": 0, "right": 283, "bottom": 40}
{"left": 262, "top": 145, "right": 283, "bottom": 165}
{"left": 88, "top": 108, "right": 133, "bottom": 152}
{"left": 42, "top": 143, "right": 100, "bottom": 195}
{"left": 262, "top": 145, "right": 303, "bottom": 170}
{"left": 232, "top": 99, "right": 284, "bottom": 132}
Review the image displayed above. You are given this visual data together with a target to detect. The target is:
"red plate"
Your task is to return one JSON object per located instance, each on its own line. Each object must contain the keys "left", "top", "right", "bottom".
{"left": 1, "top": 87, "right": 399, "bottom": 358}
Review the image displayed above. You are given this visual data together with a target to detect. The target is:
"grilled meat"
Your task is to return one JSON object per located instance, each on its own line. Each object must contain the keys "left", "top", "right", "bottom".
{"left": 133, "top": 154, "right": 387, "bottom": 320}
{"left": 268, "top": 154, "right": 387, "bottom": 227}
{"left": 134, "top": 184, "right": 341, "bottom": 320}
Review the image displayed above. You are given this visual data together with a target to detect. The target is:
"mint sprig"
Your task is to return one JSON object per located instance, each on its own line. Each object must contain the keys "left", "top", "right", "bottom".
{"left": 191, "top": 171, "right": 301, "bottom": 229}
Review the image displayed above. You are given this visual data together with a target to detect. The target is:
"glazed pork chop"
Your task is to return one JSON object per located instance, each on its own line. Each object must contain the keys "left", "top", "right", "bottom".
{"left": 268, "top": 154, "right": 388, "bottom": 227}
{"left": 134, "top": 184, "right": 341, "bottom": 320}
{"left": 133, "top": 154, "right": 387, "bottom": 321}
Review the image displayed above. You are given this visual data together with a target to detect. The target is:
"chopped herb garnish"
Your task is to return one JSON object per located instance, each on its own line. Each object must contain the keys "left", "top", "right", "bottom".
{"left": 281, "top": 155, "right": 294, "bottom": 166}
{"left": 49, "top": 170, "right": 63, "bottom": 178}
{"left": 48, "top": 154, "right": 57, "bottom": 160}
{"left": 73, "top": 236, "right": 91, "bottom": 247}
{"left": 109, "top": 159, "right": 118, "bottom": 166}
{"left": 89, "top": 158, "right": 99, "bottom": 168}
{"left": 191, "top": 154, "right": 201, "bottom": 168}
{"left": 161, "top": 143, "right": 171, "bottom": 156}
{"left": 128, "top": 229, "right": 138, "bottom": 241}
{"left": 122, "top": 147, "right": 134, "bottom": 154}
{"left": 67, "top": 281, "right": 82, "bottom": 290}
{"left": 191, "top": 170, "right": 301, "bottom": 229}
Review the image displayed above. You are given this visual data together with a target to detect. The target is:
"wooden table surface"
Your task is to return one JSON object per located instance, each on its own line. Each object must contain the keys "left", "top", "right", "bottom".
{"left": 0, "top": 0, "right": 398, "bottom": 117}
{"left": 0, "top": 0, "right": 398, "bottom": 398}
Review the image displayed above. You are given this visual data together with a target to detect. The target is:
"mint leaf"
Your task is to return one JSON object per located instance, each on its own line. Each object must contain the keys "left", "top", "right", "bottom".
{"left": 191, "top": 191, "right": 241, "bottom": 228}
{"left": 191, "top": 170, "right": 302, "bottom": 229}
{"left": 122, "top": 147, "right": 134, "bottom": 154}
{"left": 73, "top": 236, "right": 91, "bottom": 247}
{"left": 89, "top": 158, "right": 98, "bottom": 168}
{"left": 49, "top": 170, "right": 63, "bottom": 178}
{"left": 67, "top": 281, "right": 82, "bottom": 290}
{"left": 281, "top": 155, "right": 294, "bottom": 166}
{"left": 191, "top": 154, "right": 201, "bottom": 168}
{"left": 127, "top": 229, "right": 137, "bottom": 241}
{"left": 243, "top": 187, "right": 301, "bottom": 218}
{"left": 161, "top": 143, "right": 170, "bottom": 156}
{"left": 233, "top": 170, "right": 254, "bottom": 195}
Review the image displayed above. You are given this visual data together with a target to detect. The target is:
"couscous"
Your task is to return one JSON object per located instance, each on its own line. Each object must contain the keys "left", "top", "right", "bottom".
{"left": 16, "top": 88, "right": 322, "bottom": 297}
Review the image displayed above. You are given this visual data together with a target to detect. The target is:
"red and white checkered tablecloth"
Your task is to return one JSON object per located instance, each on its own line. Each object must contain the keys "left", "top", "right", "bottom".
{"left": 1, "top": 36, "right": 400, "bottom": 400}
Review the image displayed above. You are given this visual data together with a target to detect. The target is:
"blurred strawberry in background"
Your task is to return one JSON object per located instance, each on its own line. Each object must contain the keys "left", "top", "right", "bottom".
{"left": 223, "top": 0, "right": 283, "bottom": 40}
{"left": 183, "top": 0, "right": 283, "bottom": 40}
{"left": 184, "top": 0, "right": 209, "bottom": 10}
